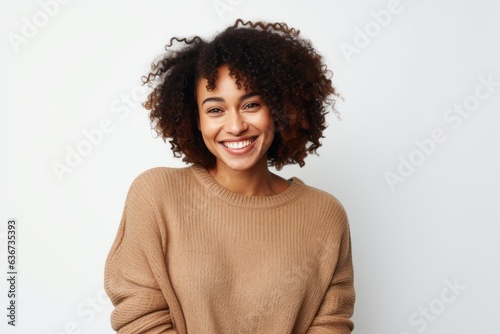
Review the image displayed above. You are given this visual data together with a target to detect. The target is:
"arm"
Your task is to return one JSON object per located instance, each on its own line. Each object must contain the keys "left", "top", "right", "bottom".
{"left": 104, "top": 174, "right": 178, "bottom": 333}
{"left": 306, "top": 219, "right": 355, "bottom": 334}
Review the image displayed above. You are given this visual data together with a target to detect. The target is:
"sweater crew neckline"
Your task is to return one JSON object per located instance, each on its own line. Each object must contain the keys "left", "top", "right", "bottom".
{"left": 189, "top": 164, "right": 305, "bottom": 209}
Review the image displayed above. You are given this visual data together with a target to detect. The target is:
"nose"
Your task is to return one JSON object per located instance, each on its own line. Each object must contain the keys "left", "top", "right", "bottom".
{"left": 224, "top": 110, "right": 248, "bottom": 135}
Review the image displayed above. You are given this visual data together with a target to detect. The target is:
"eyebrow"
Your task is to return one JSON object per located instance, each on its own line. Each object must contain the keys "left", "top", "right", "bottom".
{"left": 201, "top": 92, "right": 260, "bottom": 106}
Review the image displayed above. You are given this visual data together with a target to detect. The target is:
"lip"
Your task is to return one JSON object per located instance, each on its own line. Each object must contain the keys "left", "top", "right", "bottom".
{"left": 219, "top": 136, "right": 257, "bottom": 143}
{"left": 218, "top": 136, "right": 258, "bottom": 155}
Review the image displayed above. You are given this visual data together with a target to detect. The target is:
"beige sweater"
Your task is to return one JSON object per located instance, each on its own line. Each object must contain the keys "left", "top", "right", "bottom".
{"left": 104, "top": 165, "right": 355, "bottom": 333}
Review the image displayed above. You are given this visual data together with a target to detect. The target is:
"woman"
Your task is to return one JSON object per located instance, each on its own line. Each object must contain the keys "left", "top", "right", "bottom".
{"left": 104, "top": 19, "right": 355, "bottom": 333}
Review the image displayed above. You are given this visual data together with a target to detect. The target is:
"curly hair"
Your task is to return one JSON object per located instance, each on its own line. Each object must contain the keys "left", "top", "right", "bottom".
{"left": 142, "top": 19, "right": 337, "bottom": 170}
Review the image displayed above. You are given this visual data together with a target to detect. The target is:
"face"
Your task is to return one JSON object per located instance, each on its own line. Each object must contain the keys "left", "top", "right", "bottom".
{"left": 196, "top": 65, "right": 275, "bottom": 173}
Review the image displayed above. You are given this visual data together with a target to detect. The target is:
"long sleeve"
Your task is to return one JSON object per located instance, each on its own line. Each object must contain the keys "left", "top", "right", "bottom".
{"left": 104, "top": 174, "right": 179, "bottom": 333}
{"left": 104, "top": 166, "right": 355, "bottom": 333}
{"left": 305, "top": 215, "right": 355, "bottom": 334}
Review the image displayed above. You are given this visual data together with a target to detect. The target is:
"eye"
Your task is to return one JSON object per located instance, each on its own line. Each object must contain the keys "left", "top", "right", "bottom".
{"left": 243, "top": 102, "right": 261, "bottom": 110}
{"left": 207, "top": 107, "right": 223, "bottom": 114}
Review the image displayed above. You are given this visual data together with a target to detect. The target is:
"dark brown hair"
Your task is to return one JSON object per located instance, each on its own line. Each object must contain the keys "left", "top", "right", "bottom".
{"left": 142, "top": 19, "right": 337, "bottom": 170}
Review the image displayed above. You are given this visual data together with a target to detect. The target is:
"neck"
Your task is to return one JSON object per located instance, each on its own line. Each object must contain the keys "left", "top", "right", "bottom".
{"left": 208, "top": 157, "right": 285, "bottom": 196}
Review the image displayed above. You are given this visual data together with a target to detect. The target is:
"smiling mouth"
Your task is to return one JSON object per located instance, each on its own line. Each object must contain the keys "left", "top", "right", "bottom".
{"left": 221, "top": 137, "right": 257, "bottom": 150}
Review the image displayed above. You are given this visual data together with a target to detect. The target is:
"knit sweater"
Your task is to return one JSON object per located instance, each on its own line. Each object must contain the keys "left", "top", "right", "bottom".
{"left": 104, "top": 165, "right": 355, "bottom": 334}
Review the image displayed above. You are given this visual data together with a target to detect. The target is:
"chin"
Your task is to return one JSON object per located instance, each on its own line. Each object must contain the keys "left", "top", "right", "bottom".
{"left": 218, "top": 159, "right": 260, "bottom": 172}
{"left": 214, "top": 150, "right": 269, "bottom": 172}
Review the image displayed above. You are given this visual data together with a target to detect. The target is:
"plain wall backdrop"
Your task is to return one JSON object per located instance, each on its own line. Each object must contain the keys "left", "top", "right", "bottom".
{"left": 1, "top": 0, "right": 499, "bottom": 333}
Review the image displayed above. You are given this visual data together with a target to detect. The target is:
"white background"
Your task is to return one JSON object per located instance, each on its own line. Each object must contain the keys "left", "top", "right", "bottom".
{"left": 1, "top": 0, "right": 499, "bottom": 333}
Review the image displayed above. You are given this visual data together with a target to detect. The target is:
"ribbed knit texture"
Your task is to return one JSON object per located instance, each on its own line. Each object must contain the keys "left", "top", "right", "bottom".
{"left": 104, "top": 165, "right": 355, "bottom": 334}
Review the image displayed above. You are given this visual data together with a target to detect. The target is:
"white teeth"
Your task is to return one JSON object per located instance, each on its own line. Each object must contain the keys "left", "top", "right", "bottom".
{"left": 222, "top": 139, "right": 254, "bottom": 149}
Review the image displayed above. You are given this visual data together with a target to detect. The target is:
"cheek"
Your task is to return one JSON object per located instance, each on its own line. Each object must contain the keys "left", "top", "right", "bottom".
{"left": 261, "top": 111, "right": 275, "bottom": 133}
{"left": 198, "top": 118, "right": 218, "bottom": 140}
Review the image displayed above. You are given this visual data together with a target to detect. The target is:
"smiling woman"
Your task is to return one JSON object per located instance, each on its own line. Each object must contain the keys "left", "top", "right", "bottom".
{"left": 104, "top": 19, "right": 355, "bottom": 334}
{"left": 196, "top": 65, "right": 285, "bottom": 195}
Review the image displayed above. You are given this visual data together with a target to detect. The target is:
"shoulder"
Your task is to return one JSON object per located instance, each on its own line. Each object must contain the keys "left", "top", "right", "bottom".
{"left": 132, "top": 166, "right": 192, "bottom": 184}
{"left": 299, "top": 181, "right": 345, "bottom": 210}
{"left": 127, "top": 166, "right": 194, "bottom": 200}
{"left": 297, "top": 179, "right": 349, "bottom": 228}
